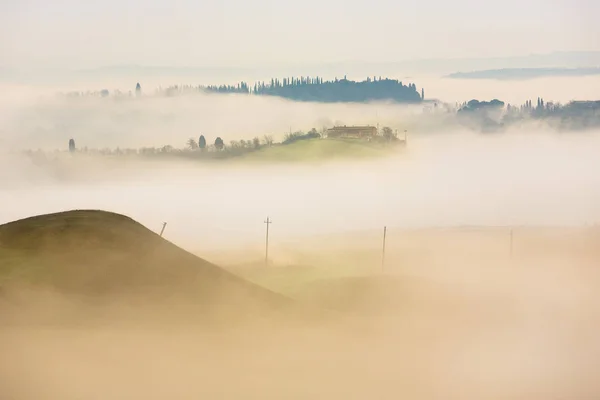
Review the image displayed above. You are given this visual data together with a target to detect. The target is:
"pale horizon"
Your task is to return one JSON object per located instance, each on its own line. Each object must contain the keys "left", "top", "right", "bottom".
{"left": 1, "top": 0, "right": 598, "bottom": 70}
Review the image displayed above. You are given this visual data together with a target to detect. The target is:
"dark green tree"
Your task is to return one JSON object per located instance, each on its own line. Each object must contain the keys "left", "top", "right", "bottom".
{"left": 214, "top": 137, "right": 224, "bottom": 150}
{"left": 186, "top": 138, "right": 198, "bottom": 150}
{"left": 381, "top": 127, "right": 394, "bottom": 140}
{"left": 199, "top": 135, "right": 206, "bottom": 150}
{"left": 68, "top": 138, "right": 76, "bottom": 153}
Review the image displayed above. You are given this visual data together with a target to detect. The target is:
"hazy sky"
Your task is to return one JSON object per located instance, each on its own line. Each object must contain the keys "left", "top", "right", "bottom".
{"left": 1, "top": 0, "right": 598, "bottom": 69}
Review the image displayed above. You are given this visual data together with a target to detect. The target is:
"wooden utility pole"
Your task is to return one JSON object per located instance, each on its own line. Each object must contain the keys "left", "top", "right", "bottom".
{"left": 382, "top": 226, "right": 387, "bottom": 272}
{"left": 264, "top": 217, "right": 272, "bottom": 266}
{"left": 159, "top": 222, "right": 167, "bottom": 237}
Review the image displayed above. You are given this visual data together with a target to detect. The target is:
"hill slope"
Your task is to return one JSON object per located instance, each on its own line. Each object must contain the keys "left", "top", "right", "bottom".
{"left": 239, "top": 138, "right": 401, "bottom": 162}
{"left": 0, "top": 210, "right": 289, "bottom": 310}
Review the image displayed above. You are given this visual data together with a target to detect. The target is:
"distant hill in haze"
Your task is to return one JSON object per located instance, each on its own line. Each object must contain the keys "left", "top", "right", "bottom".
{"left": 61, "top": 51, "right": 600, "bottom": 77}
{"left": 3, "top": 51, "right": 600, "bottom": 84}
{"left": 446, "top": 67, "right": 600, "bottom": 80}
{"left": 88, "top": 51, "right": 600, "bottom": 77}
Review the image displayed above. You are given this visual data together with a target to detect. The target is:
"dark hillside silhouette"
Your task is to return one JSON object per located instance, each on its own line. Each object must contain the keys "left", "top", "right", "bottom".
{"left": 201, "top": 76, "right": 423, "bottom": 103}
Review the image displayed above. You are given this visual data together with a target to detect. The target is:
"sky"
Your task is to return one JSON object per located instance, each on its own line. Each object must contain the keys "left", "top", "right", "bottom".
{"left": 1, "top": 0, "right": 598, "bottom": 69}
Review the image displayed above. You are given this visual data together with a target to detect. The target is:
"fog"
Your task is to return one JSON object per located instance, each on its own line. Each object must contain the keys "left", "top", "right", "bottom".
{"left": 2, "top": 75, "right": 600, "bottom": 250}
{"left": 3, "top": 74, "right": 600, "bottom": 149}
{"left": 2, "top": 129, "right": 600, "bottom": 253}
{"left": 1, "top": 76, "right": 600, "bottom": 399}
{"left": 2, "top": 224, "right": 600, "bottom": 400}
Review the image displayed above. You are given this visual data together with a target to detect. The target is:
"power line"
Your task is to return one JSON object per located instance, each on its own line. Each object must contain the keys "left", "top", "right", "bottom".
{"left": 382, "top": 226, "right": 387, "bottom": 272}
{"left": 264, "top": 217, "right": 272, "bottom": 266}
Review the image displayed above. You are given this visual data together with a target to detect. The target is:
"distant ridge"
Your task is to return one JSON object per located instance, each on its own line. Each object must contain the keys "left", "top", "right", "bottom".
{"left": 446, "top": 67, "right": 600, "bottom": 80}
{"left": 4, "top": 51, "right": 600, "bottom": 84}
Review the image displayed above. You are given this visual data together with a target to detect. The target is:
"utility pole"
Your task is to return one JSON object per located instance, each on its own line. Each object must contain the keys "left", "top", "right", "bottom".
{"left": 264, "top": 217, "right": 272, "bottom": 266}
{"left": 159, "top": 222, "right": 167, "bottom": 237}
{"left": 381, "top": 226, "right": 387, "bottom": 272}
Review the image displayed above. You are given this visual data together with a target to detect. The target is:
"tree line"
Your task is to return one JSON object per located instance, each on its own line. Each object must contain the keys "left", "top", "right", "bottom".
{"left": 60, "top": 77, "right": 424, "bottom": 103}
{"left": 200, "top": 76, "right": 423, "bottom": 103}
{"left": 455, "top": 98, "right": 600, "bottom": 131}
{"left": 57, "top": 126, "right": 401, "bottom": 160}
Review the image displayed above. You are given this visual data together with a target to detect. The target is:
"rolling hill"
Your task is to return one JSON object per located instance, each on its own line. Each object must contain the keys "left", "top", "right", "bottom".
{"left": 0, "top": 210, "right": 290, "bottom": 315}
{"left": 238, "top": 138, "right": 403, "bottom": 163}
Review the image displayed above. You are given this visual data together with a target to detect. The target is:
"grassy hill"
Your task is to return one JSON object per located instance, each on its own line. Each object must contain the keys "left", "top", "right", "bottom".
{"left": 0, "top": 210, "right": 290, "bottom": 314}
{"left": 234, "top": 138, "right": 403, "bottom": 163}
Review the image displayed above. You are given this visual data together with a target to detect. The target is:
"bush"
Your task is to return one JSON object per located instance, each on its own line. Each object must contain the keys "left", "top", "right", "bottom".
{"left": 282, "top": 129, "right": 321, "bottom": 145}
